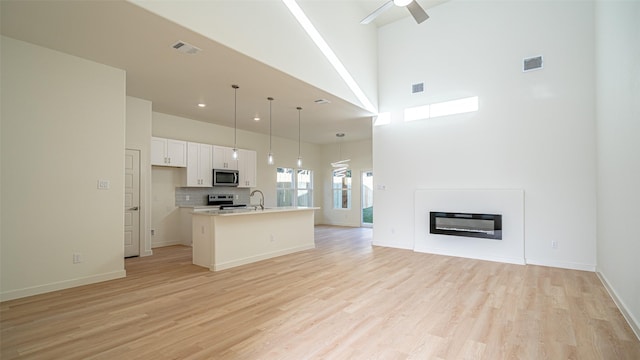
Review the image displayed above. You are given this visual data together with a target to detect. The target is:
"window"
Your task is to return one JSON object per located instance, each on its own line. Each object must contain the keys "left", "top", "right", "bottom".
{"left": 333, "top": 169, "right": 352, "bottom": 209}
{"left": 277, "top": 167, "right": 294, "bottom": 206}
{"left": 277, "top": 167, "right": 313, "bottom": 207}
{"left": 296, "top": 169, "right": 313, "bottom": 207}
{"left": 404, "top": 96, "right": 479, "bottom": 122}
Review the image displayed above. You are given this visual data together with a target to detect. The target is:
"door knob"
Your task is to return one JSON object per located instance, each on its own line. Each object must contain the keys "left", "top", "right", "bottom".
{"left": 128, "top": 206, "right": 139, "bottom": 211}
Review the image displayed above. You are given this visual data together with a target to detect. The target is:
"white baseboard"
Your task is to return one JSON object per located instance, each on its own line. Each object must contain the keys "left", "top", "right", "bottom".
{"left": 417, "top": 247, "right": 525, "bottom": 265}
{"left": 0, "top": 270, "right": 126, "bottom": 302}
{"left": 372, "top": 241, "right": 413, "bottom": 250}
{"left": 213, "top": 244, "right": 316, "bottom": 271}
{"left": 596, "top": 271, "right": 640, "bottom": 341}
{"left": 526, "top": 258, "right": 596, "bottom": 272}
{"left": 152, "top": 240, "right": 182, "bottom": 248}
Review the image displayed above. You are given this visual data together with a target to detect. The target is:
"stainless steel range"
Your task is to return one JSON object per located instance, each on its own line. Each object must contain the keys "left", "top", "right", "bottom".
{"left": 207, "top": 194, "right": 246, "bottom": 209}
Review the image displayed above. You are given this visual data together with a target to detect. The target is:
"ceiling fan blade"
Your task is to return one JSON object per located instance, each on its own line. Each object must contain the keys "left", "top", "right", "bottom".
{"left": 406, "top": 0, "right": 429, "bottom": 24}
{"left": 360, "top": 0, "right": 394, "bottom": 25}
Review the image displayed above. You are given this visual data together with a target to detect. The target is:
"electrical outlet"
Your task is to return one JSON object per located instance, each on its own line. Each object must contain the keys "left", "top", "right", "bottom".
{"left": 270, "top": 234, "right": 275, "bottom": 242}
{"left": 186, "top": 195, "right": 190, "bottom": 201}
{"left": 151, "top": 229, "right": 155, "bottom": 236}
{"left": 73, "top": 252, "right": 82, "bottom": 264}
{"left": 551, "top": 240, "right": 558, "bottom": 249}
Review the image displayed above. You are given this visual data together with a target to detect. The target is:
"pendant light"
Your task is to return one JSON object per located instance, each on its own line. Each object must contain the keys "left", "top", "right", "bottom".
{"left": 296, "top": 107, "right": 303, "bottom": 167}
{"left": 331, "top": 133, "right": 350, "bottom": 177}
{"left": 267, "top": 97, "right": 274, "bottom": 165}
{"left": 231, "top": 84, "right": 239, "bottom": 160}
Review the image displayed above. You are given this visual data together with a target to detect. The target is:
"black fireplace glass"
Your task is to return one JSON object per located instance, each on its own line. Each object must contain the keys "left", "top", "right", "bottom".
{"left": 430, "top": 212, "right": 502, "bottom": 240}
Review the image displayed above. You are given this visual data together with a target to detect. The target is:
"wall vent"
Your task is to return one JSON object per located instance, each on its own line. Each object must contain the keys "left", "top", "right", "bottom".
{"left": 523, "top": 55, "right": 543, "bottom": 72}
{"left": 171, "top": 41, "right": 201, "bottom": 55}
{"left": 412, "top": 82, "right": 424, "bottom": 94}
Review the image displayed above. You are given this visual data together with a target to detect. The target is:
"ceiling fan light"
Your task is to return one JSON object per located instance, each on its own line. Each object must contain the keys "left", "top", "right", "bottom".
{"left": 393, "top": 0, "right": 413, "bottom": 7}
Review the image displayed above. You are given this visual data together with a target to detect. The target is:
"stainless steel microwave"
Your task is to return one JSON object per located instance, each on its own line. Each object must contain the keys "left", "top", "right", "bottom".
{"left": 212, "top": 169, "right": 239, "bottom": 187}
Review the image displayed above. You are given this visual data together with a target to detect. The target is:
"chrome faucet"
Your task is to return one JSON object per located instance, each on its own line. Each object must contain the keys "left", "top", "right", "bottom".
{"left": 250, "top": 189, "right": 264, "bottom": 210}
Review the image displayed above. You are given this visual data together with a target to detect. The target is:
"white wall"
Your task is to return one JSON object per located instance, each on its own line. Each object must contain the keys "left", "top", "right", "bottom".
{"left": 321, "top": 138, "right": 373, "bottom": 227}
{"left": 129, "top": 0, "right": 378, "bottom": 111}
{"left": 1, "top": 36, "right": 127, "bottom": 301}
{"left": 126, "top": 96, "right": 153, "bottom": 256}
{"left": 595, "top": 1, "right": 640, "bottom": 337}
{"left": 373, "top": 1, "right": 597, "bottom": 270}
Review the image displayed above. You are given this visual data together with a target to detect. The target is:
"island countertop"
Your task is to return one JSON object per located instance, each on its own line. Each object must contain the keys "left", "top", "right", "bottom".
{"left": 192, "top": 206, "right": 320, "bottom": 216}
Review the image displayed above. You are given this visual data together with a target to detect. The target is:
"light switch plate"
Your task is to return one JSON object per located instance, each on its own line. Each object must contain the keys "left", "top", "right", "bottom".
{"left": 97, "top": 179, "right": 110, "bottom": 190}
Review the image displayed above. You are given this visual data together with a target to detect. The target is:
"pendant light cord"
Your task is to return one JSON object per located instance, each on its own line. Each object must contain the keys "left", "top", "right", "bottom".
{"left": 232, "top": 85, "right": 239, "bottom": 151}
{"left": 268, "top": 97, "right": 273, "bottom": 153}
{"left": 297, "top": 107, "right": 302, "bottom": 157}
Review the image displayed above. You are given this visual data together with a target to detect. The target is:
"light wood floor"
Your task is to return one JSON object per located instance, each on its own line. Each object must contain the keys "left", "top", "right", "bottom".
{"left": 2, "top": 226, "right": 639, "bottom": 359}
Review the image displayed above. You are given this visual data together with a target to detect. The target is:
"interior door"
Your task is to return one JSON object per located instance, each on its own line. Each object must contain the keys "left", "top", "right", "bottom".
{"left": 124, "top": 149, "right": 140, "bottom": 257}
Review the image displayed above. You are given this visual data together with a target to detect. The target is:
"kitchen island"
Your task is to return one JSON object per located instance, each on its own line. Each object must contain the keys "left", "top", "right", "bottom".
{"left": 191, "top": 207, "right": 319, "bottom": 271}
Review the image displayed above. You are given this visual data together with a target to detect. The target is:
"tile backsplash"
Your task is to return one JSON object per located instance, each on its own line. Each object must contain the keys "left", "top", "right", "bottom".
{"left": 175, "top": 187, "right": 251, "bottom": 207}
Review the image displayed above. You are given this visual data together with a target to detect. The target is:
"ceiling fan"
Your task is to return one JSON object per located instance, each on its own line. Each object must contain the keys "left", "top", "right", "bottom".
{"left": 360, "top": 0, "right": 429, "bottom": 25}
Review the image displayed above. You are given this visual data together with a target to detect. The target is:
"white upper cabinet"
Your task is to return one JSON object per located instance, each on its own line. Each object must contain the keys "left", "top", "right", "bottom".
{"left": 238, "top": 149, "right": 257, "bottom": 188}
{"left": 151, "top": 137, "right": 187, "bottom": 167}
{"left": 186, "top": 142, "right": 213, "bottom": 187}
{"left": 212, "top": 145, "right": 238, "bottom": 170}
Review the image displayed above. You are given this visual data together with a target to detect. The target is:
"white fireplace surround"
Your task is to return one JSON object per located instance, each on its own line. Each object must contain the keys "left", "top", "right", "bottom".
{"left": 414, "top": 189, "right": 525, "bottom": 265}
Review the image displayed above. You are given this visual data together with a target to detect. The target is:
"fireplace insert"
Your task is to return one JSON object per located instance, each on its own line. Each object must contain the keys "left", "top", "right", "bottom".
{"left": 430, "top": 212, "right": 502, "bottom": 240}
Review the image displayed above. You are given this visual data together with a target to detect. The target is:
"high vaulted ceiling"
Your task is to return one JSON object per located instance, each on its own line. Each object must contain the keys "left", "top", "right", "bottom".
{"left": 1, "top": 0, "right": 443, "bottom": 144}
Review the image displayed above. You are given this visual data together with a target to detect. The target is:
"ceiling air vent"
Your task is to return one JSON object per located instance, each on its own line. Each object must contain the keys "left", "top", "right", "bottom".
{"left": 523, "top": 55, "right": 543, "bottom": 72}
{"left": 171, "top": 41, "right": 201, "bottom": 55}
{"left": 314, "top": 99, "right": 330, "bottom": 104}
{"left": 412, "top": 82, "right": 424, "bottom": 94}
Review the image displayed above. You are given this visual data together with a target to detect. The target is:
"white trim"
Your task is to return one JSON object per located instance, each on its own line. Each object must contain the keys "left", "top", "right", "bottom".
{"left": 0, "top": 270, "right": 126, "bottom": 302}
{"left": 372, "top": 241, "right": 413, "bottom": 250}
{"left": 525, "top": 258, "right": 596, "bottom": 272}
{"left": 421, "top": 247, "right": 525, "bottom": 265}
{"left": 596, "top": 271, "right": 640, "bottom": 341}
{"left": 151, "top": 240, "right": 183, "bottom": 248}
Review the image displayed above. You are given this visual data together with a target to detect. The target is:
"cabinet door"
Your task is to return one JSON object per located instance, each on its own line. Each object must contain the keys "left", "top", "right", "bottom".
{"left": 238, "top": 149, "right": 257, "bottom": 188}
{"left": 213, "top": 146, "right": 238, "bottom": 170}
{"left": 186, "top": 142, "right": 200, "bottom": 186}
{"left": 186, "top": 142, "right": 213, "bottom": 187}
{"left": 198, "top": 143, "right": 213, "bottom": 186}
{"left": 151, "top": 137, "right": 187, "bottom": 167}
{"left": 167, "top": 139, "right": 187, "bottom": 167}
{"left": 151, "top": 137, "right": 168, "bottom": 165}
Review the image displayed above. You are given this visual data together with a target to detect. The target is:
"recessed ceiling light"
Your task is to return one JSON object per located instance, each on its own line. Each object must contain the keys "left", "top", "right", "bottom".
{"left": 197, "top": 103, "right": 206, "bottom": 108}
{"left": 254, "top": 116, "right": 260, "bottom": 121}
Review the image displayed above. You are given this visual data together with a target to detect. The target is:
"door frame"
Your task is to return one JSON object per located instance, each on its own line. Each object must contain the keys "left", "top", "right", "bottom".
{"left": 124, "top": 149, "right": 141, "bottom": 257}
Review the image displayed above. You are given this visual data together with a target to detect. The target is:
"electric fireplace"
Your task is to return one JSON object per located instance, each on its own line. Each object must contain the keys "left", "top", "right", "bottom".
{"left": 430, "top": 212, "right": 502, "bottom": 240}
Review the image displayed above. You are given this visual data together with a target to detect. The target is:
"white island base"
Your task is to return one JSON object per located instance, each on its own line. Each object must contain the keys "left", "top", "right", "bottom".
{"left": 192, "top": 207, "right": 318, "bottom": 271}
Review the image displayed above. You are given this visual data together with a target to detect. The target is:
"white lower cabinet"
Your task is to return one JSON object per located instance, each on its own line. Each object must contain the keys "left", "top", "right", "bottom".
{"left": 186, "top": 142, "right": 213, "bottom": 187}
